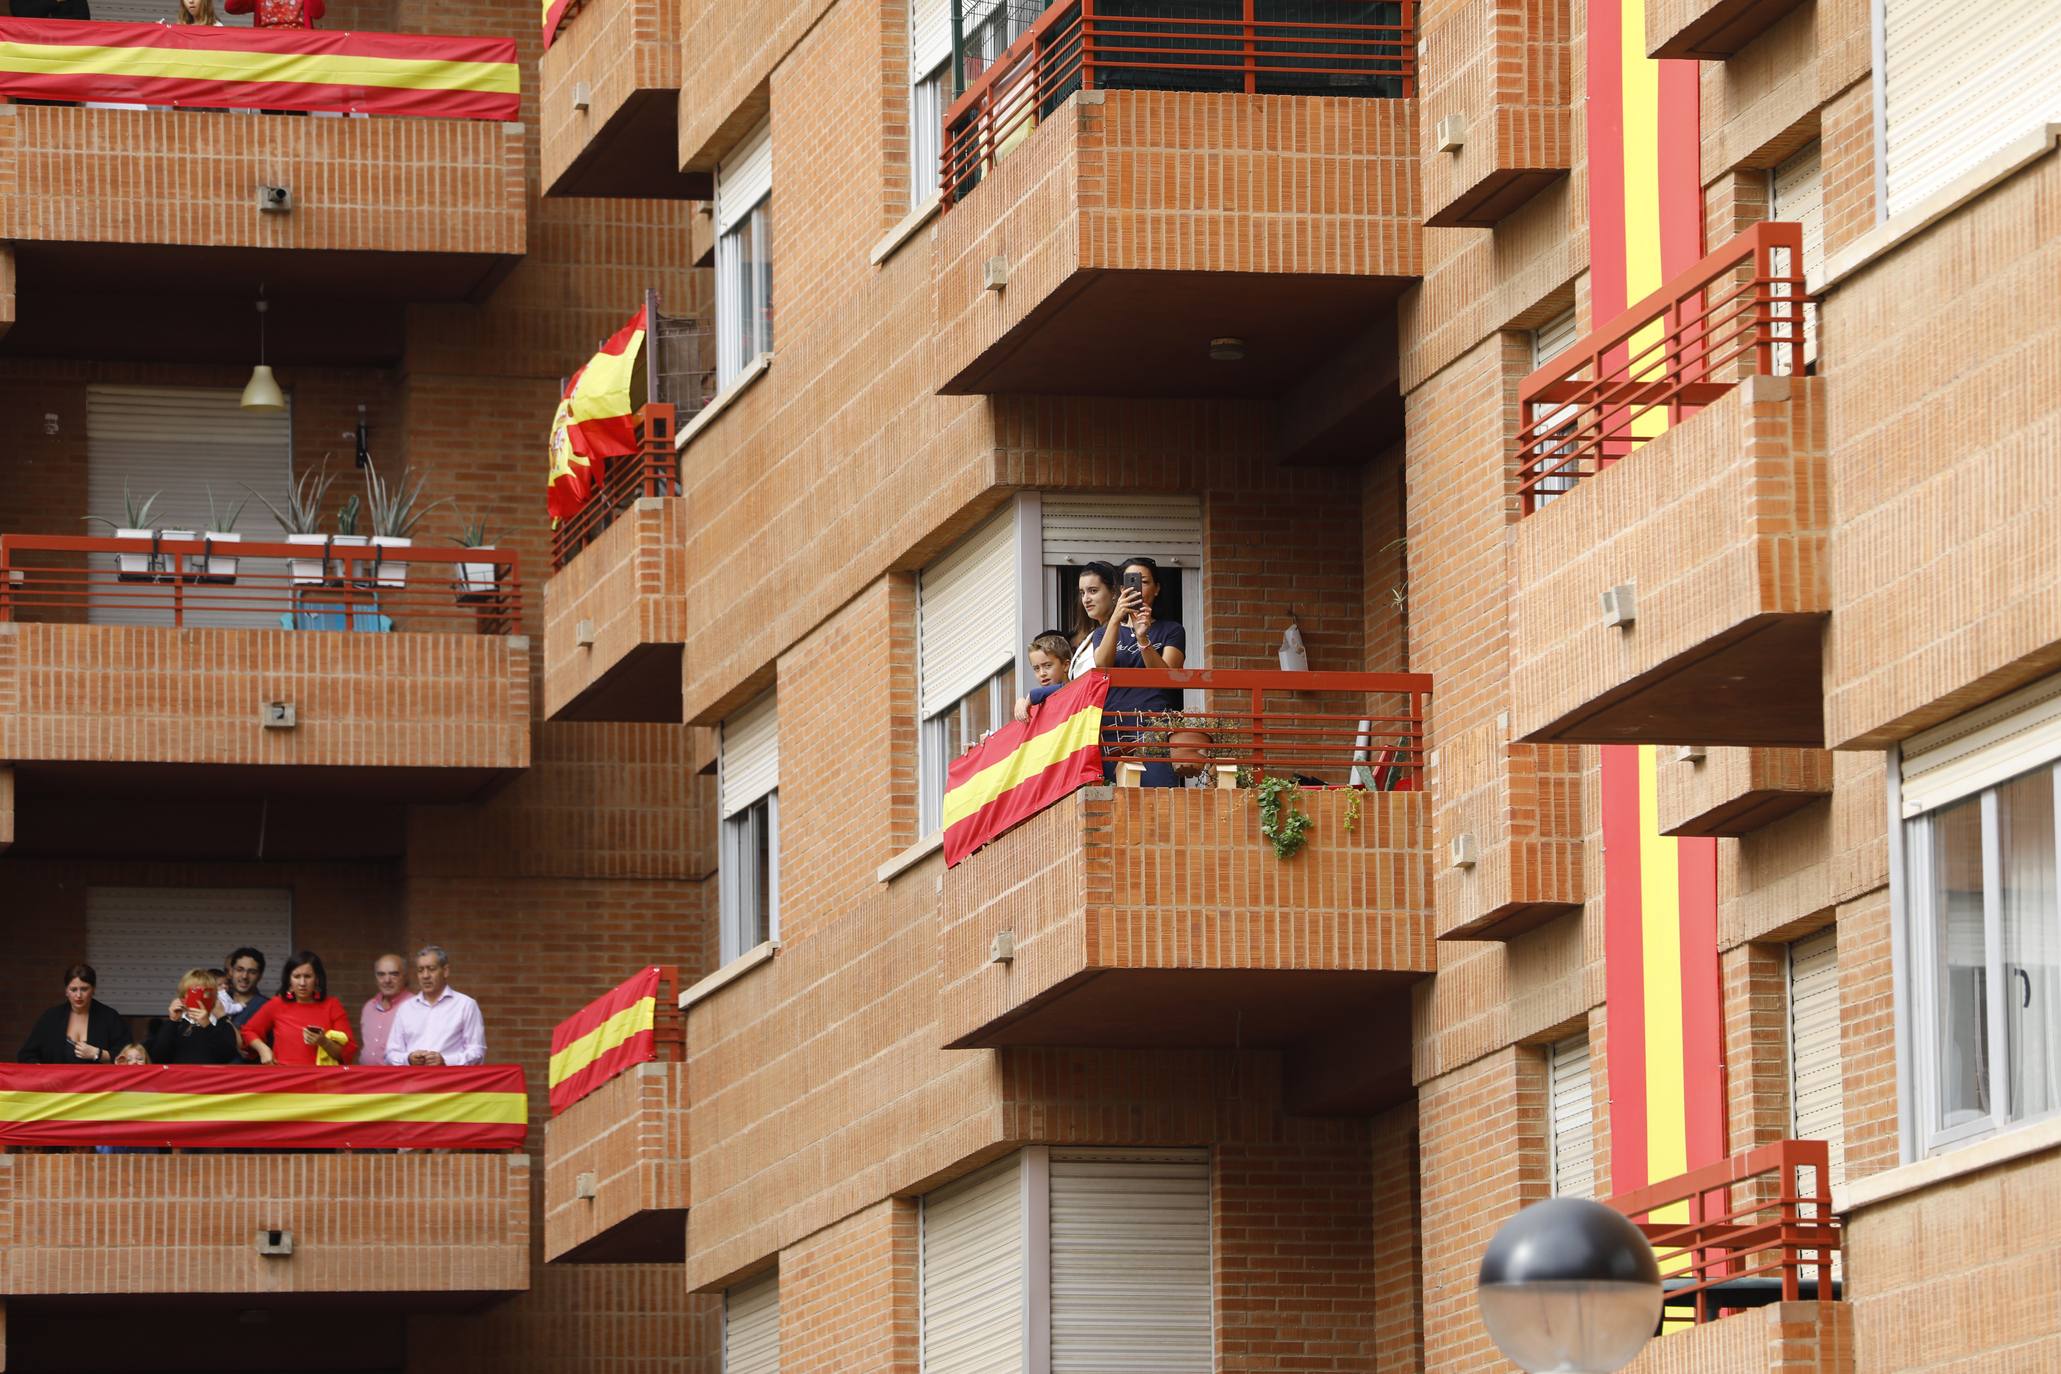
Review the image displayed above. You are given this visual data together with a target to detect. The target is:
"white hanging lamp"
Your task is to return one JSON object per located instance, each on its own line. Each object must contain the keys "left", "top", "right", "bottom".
{"left": 241, "top": 293, "right": 286, "bottom": 412}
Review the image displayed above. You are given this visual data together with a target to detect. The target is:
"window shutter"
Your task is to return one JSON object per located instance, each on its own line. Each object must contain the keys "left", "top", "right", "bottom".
{"left": 919, "top": 509, "right": 1019, "bottom": 719}
{"left": 721, "top": 692, "right": 780, "bottom": 818}
{"left": 1047, "top": 1150, "right": 1212, "bottom": 1374}
{"left": 1039, "top": 494, "right": 1202, "bottom": 570}
{"left": 1770, "top": 141, "right": 1823, "bottom": 367}
{"left": 1531, "top": 308, "right": 1579, "bottom": 367}
{"left": 1900, "top": 674, "right": 2061, "bottom": 817}
{"left": 716, "top": 119, "right": 773, "bottom": 235}
{"left": 723, "top": 1270, "right": 780, "bottom": 1374}
{"left": 1548, "top": 1035, "right": 1596, "bottom": 1200}
{"left": 912, "top": 0, "right": 952, "bottom": 78}
{"left": 1788, "top": 928, "right": 1846, "bottom": 1191}
{"left": 1527, "top": 311, "right": 1582, "bottom": 505}
{"left": 85, "top": 887, "right": 293, "bottom": 1018}
{"left": 921, "top": 1155, "right": 1025, "bottom": 1374}
{"left": 1882, "top": 0, "right": 2061, "bottom": 217}
{"left": 87, "top": 385, "right": 292, "bottom": 628}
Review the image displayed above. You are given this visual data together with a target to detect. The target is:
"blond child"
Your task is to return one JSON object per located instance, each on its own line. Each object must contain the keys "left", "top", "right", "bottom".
{"left": 1013, "top": 631, "right": 1076, "bottom": 721}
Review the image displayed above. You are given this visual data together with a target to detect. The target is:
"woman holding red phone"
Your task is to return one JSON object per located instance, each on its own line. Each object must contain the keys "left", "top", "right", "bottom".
{"left": 149, "top": 969, "right": 242, "bottom": 1065}
{"left": 240, "top": 951, "right": 356, "bottom": 1066}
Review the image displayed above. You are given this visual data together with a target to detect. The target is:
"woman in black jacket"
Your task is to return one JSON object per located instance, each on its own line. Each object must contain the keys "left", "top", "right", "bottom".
{"left": 17, "top": 963, "right": 129, "bottom": 1064}
{"left": 147, "top": 969, "right": 242, "bottom": 1065}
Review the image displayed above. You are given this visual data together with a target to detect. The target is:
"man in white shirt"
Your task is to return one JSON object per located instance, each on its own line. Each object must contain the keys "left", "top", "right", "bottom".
{"left": 385, "top": 944, "right": 487, "bottom": 1067}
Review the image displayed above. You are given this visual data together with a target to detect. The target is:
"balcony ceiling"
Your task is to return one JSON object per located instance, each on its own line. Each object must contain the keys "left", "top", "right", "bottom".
{"left": 961, "top": 967, "right": 1423, "bottom": 1051}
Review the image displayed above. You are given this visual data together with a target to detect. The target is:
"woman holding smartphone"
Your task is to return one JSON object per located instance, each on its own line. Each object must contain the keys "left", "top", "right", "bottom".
{"left": 239, "top": 951, "right": 356, "bottom": 1066}
{"left": 149, "top": 969, "right": 242, "bottom": 1065}
{"left": 1090, "top": 556, "right": 1187, "bottom": 786}
{"left": 17, "top": 964, "right": 129, "bottom": 1064}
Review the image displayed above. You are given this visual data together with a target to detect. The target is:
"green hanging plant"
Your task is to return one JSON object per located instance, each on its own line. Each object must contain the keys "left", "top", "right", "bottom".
{"left": 1253, "top": 774, "right": 1313, "bottom": 860}
{"left": 1342, "top": 786, "right": 1363, "bottom": 835}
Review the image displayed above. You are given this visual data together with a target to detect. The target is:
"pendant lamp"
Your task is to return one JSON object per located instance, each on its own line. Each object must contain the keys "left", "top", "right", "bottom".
{"left": 241, "top": 294, "right": 286, "bottom": 411}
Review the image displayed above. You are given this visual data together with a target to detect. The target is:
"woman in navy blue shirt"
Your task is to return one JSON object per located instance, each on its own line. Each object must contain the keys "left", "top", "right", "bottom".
{"left": 1091, "top": 556, "right": 1187, "bottom": 786}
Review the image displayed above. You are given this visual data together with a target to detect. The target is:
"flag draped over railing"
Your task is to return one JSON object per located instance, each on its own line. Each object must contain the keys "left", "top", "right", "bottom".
{"left": 0, "top": 18, "right": 519, "bottom": 119}
{"left": 548, "top": 966, "right": 661, "bottom": 1115}
{"left": 943, "top": 672, "right": 1108, "bottom": 867}
{"left": 0, "top": 1064, "right": 527, "bottom": 1149}
{"left": 548, "top": 305, "right": 647, "bottom": 521}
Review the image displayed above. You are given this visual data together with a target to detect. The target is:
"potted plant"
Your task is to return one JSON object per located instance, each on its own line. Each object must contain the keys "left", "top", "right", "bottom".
{"left": 193, "top": 484, "right": 247, "bottom": 584}
{"left": 1143, "top": 711, "right": 1236, "bottom": 780}
{"left": 363, "top": 465, "right": 447, "bottom": 589}
{"left": 332, "top": 495, "right": 371, "bottom": 585}
{"left": 454, "top": 516, "right": 500, "bottom": 601}
{"left": 84, "top": 482, "right": 166, "bottom": 581}
{"left": 246, "top": 460, "right": 337, "bottom": 586}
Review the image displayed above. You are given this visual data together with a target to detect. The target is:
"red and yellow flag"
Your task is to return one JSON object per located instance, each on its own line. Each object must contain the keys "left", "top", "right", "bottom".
{"left": 0, "top": 18, "right": 518, "bottom": 119}
{"left": 0, "top": 1064, "right": 527, "bottom": 1149}
{"left": 548, "top": 966, "right": 662, "bottom": 1115}
{"left": 546, "top": 305, "right": 647, "bottom": 521}
{"left": 944, "top": 672, "right": 1108, "bottom": 868}
{"left": 541, "top": 0, "right": 572, "bottom": 48}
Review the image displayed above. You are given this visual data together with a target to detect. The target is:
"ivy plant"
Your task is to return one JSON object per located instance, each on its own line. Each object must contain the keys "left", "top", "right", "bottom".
{"left": 1253, "top": 774, "right": 1314, "bottom": 861}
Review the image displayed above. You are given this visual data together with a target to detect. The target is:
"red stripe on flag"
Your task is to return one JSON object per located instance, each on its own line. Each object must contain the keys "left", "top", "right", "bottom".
{"left": 942, "top": 674, "right": 1108, "bottom": 868}
{"left": 542, "top": 0, "right": 573, "bottom": 46}
{"left": 0, "top": 1064, "right": 520, "bottom": 1097}
{"left": 0, "top": 69, "right": 516, "bottom": 118}
{"left": 1600, "top": 744, "right": 1649, "bottom": 1195}
{"left": 1677, "top": 832, "right": 1726, "bottom": 1170}
{"left": 549, "top": 1029, "right": 656, "bottom": 1116}
{"left": 549, "top": 967, "right": 661, "bottom": 1059}
{"left": 0, "top": 1119, "right": 523, "bottom": 1150}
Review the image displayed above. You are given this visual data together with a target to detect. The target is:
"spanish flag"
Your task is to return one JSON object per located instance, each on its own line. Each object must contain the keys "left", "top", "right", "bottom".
{"left": 943, "top": 672, "right": 1108, "bottom": 868}
{"left": 546, "top": 305, "right": 647, "bottom": 520}
{"left": 0, "top": 1064, "right": 527, "bottom": 1150}
{"left": 548, "top": 966, "right": 661, "bottom": 1115}
{"left": 541, "top": 0, "right": 572, "bottom": 48}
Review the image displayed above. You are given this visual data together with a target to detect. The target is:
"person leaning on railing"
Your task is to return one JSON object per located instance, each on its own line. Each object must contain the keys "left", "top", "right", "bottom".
{"left": 17, "top": 963, "right": 128, "bottom": 1065}
{"left": 240, "top": 950, "right": 357, "bottom": 1066}
{"left": 1092, "top": 556, "right": 1188, "bottom": 787}
{"left": 149, "top": 968, "right": 243, "bottom": 1065}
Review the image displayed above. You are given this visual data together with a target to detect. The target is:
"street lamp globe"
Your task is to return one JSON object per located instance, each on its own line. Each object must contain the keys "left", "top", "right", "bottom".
{"left": 1477, "top": 1197, "right": 1663, "bottom": 1374}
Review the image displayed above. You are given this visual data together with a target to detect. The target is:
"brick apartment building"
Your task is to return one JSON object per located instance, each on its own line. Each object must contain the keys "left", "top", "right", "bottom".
{"left": 0, "top": 0, "right": 2057, "bottom": 1368}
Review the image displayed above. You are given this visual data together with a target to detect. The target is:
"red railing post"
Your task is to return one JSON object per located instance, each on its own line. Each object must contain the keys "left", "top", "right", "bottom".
{"left": 1080, "top": 0, "right": 1096, "bottom": 90}
{"left": 1249, "top": 685, "right": 1265, "bottom": 772}
{"left": 1241, "top": 0, "right": 1256, "bottom": 94}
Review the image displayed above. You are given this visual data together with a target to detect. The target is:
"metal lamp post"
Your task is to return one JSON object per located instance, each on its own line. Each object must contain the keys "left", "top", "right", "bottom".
{"left": 1477, "top": 1197, "right": 1663, "bottom": 1374}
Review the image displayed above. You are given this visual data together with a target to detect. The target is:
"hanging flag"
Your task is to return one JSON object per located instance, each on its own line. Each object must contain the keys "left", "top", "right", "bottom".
{"left": 545, "top": 304, "right": 647, "bottom": 520}
{"left": 548, "top": 966, "right": 663, "bottom": 1115}
{"left": 546, "top": 374, "right": 591, "bottom": 521}
{"left": 943, "top": 672, "right": 1109, "bottom": 868}
{"left": 542, "top": 0, "right": 572, "bottom": 48}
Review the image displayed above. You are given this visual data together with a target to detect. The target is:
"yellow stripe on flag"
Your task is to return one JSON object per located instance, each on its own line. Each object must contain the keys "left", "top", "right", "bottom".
{"left": 547, "top": 998, "right": 655, "bottom": 1087}
{"left": 0, "top": 40, "right": 518, "bottom": 94}
{"left": 567, "top": 326, "right": 644, "bottom": 426}
{"left": 1637, "top": 743, "right": 1692, "bottom": 1262}
{"left": 0, "top": 1089, "right": 525, "bottom": 1126}
{"left": 941, "top": 703, "right": 1103, "bottom": 831}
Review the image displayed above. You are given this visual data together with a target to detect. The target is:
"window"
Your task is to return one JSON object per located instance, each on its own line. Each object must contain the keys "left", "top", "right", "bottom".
{"left": 1879, "top": 0, "right": 2061, "bottom": 219}
{"left": 1898, "top": 674, "right": 2061, "bottom": 1156}
{"left": 959, "top": 0, "right": 1036, "bottom": 83}
{"left": 1038, "top": 492, "right": 1203, "bottom": 664}
{"left": 86, "top": 887, "right": 293, "bottom": 1016}
{"left": 720, "top": 691, "right": 780, "bottom": 962}
{"left": 1525, "top": 309, "right": 1581, "bottom": 508}
{"left": 1768, "top": 141, "right": 1822, "bottom": 370}
{"left": 1787, "top": 928, "right": 1846, "bottom": 1190}
{"left": 918, "top": 508, "right": 1023, "bottom": 835}
{"left": 723, "top": 1270, "right": 780, "bottom": 1374}
{"left": 715, "top": 119, "right": 774, "bottom": 387}
{"left": 920, "top": 1148, "right": 1211, "bottom": 1373}
{"left": 1547, "top": 1033, "right": 1596, "bottom": 1200}
{"left": 910, "top": 0, "right": 951, "bottom": 204}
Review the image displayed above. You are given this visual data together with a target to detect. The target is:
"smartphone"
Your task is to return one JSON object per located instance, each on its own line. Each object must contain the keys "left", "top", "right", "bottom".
{"left": 1123, "top": 570, "right": 1144, "bottom": 596}
{"left": 182, "top": 987, "right": 212, "bottom": 1014}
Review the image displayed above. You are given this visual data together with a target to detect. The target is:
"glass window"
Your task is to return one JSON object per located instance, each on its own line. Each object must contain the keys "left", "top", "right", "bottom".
{"left": 921, "top": 662, "right": 1017, "bottom": 836}
{"left": 912, "top": 61, "right": 947, "bottom": 204}
{"left": 721, "top": 792, "right": 779, "bottom": 962}
{"left": 716, "top": 198, "right": 773, "bottom": 387}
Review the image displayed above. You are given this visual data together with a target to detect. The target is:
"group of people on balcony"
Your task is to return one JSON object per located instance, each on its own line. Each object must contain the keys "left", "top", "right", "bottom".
{"left": 16, "top": 945, "right": 485, "bottom": 1069}
{"left": 1015, "top": 555, "right": 1190, "bottom": 787}
{"left": 8, "top": 0, "right": 324, "bottom": 27}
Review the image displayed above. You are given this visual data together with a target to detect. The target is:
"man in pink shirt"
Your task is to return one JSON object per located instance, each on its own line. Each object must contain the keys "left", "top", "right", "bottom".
{"left": 357, "top": 953, "right": 410, "bottom": 1066}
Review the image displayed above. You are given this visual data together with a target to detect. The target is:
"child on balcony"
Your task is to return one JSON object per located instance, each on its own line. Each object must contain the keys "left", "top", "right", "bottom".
{"left": 1012, "top": 631, "right": 1075, "bottom": 720}
{"left": 240, "top": 951, "right": 356, "bottom": 1066}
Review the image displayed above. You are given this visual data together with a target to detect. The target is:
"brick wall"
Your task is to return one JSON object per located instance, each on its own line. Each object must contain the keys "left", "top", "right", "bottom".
{"left": 542, "top": 1061, "right": 688, "bottom": 1262}
{"left": 776, "top": 1199, "right": 918, "bottom": 1374}
{"left": 1419, "top": 0, "right": 1574, "bottom": 226}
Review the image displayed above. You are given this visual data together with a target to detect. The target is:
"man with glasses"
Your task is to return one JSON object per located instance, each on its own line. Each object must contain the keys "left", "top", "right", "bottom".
{"left": 219, "top": 947, "right": 271, "bottom": 1029}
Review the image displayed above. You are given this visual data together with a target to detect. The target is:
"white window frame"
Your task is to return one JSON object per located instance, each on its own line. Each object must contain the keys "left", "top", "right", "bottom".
{"left": 1893, "top": 675, "right": 2061, "bottom": 1161}
{"left": 1525, "top": 309, "right": 1581, "bottom": 508}
{"left": 719, "top": 690, "right": 781, "bottom": 964}
{"left": 715, "top": 119, "right": 774, "bottom": 388}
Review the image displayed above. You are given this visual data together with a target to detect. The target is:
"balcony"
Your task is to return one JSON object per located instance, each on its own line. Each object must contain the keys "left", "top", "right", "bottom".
{"left": 1432, "top": 718, "right": 1584, "bottom": 941}
{"left": 940, "top": 669, "right": 1432, "bottom": 1057}
{"left": 1419, "top": 0, "right": 1573, "bottom": 228}
{"left": 933, "top": 0, "right": 1419, "bottom": 400}
{"left": 544, "top": 405, "right": 692, "bottom": 722}
{"left": 1645, "top": 0, "right": 1808, "bottom": 61}
{"left": 1655, "top": 745, "right": 1831, "bottom": 837}
{"left": 1510, "top": 222, "right": 1828, "bottom": 748}
{"left": 0, "top": 536, "right": 530, "bottom": 807}
{"left": 539, "top": 0, "right": 707, "bottom": 198}
{"left": 0, "top": 20, "right": 524, "bottom": 361}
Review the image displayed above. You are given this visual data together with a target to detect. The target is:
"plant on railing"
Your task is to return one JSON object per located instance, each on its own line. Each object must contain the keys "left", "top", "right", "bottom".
{"left": 205, "top": 484, "right": 247, "bottom": 535}
{"left": 1136, "top": 712, "right": 1237, "bottom": 776}
{"left": 245, "top": 459, "right": 335, "bottom": 536}
{"left": 365, "top": 464, "right": 449, "bottom": 540}
{"left": 334, "top": 494, "right": 363, "bottom": 538}
{"left": 455, "top": 515, "right": 501, "bottom": 601}
{"left": 1252, "top": 774, "right": 1313, "bottom": 860}
{"left": 83, "top": 481, "right": 162, "bottom": 534}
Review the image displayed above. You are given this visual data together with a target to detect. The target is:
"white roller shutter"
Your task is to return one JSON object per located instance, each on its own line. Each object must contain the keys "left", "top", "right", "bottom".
{"left": 1900, "top": 674, "right": 2061, "bottom": 817}
{"left": 723, "top": 1270, "right": 780, "bottom": 1374}
{"left": 1789, "top": 928, "right": 1846, "bottom": 1191}
{"left": 912, "top": 0, "right": 952, "bottom": 77}
{"left": 919, "top": 509, "right": 1019, "bottom": 719}
{"left": 1048, "top": 1150, "right": 1211, "bottom": 1374}
{"left": 921, "top": 1156, "right": 1025, "bottom": 1374}
{"left": 1528, "top": 311, "right": 1581, "bottom": 506}
{"left": 1548, "top": 1035, "right": 1596, "bottom": 1200}
{"left": 1770, "top": 142, "right": 1822, "bottom": 367}
{"left": 716, "top": 119, "right": 773, "bottom": 235}
{"left": 721, "top": 691, "right": 780, "bottom": 818}
{"left": 85, "top": 886, "right": 293, "bottom": 1019}
{"left": 1882, "top": 0, "right": 2061, "bottom": 218}
{"left": 86, "top": 385, "right": 292, "bottom": 629}
{"left": 1532, "top": 308, "right": 1579, "bottom": 366}
{"left": 1039, "top": 494, "right": 1202, "bottom": 570}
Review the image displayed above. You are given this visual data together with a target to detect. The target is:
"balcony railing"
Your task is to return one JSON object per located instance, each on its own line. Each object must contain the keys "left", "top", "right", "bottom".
{"left": 0, "top": 18, "right": 519, "bottom": 119}
{"left": 941, "top": 0, "right": 1416, "bottom": 209}
{"left": 0, "top": 535, "right": 522, "bottom": 633}
{"left": 550, "top": 404, "right": 678, "bottom": 570}
{"left": 1608, "top": 1137, "right": 1842, "bottom": 1324}
{"left": 1514, "top": 221, "right": 1813, "bottom": 514}
{"left": 1098, "top": 667, "right": 1429, "bottom": 786}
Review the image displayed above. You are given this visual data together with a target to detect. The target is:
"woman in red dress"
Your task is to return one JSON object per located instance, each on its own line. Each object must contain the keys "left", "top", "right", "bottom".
{"left": 240, "top": 951, "right": 356, "bottom": 1066}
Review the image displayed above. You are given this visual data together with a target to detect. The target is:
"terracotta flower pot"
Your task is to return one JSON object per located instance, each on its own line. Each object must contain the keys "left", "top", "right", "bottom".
{"left": 1167, "top": 727, "right": 1214, "bottom": 778}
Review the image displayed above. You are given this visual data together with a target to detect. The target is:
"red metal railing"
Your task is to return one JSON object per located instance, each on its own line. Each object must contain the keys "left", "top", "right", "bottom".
{"left": 1608, "top": 1138, "right": 1841, "bottom": 1324}
{"left": 0, "top": 534, "right": 521, "bottom": 633}
{"left": 551, "top": 404, "right": 677, "bottom": 571}
{"left": 1514, "top": 221, "right": 1813, "bottom": 514}
{"left": 941, "top": 0, "right": 1416, "bottom": 209}
{"left": 1098, "top": 667, "right": 1429, "bottom": 785}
